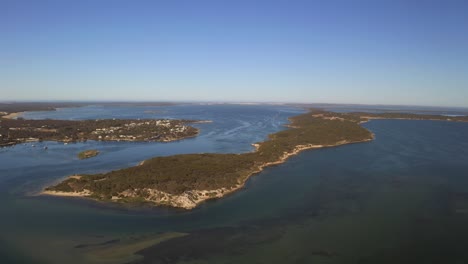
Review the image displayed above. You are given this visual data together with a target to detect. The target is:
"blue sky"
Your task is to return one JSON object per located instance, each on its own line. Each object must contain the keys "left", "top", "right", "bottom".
{"left": 1, "top": 0, "right": 468, "bottom": 107}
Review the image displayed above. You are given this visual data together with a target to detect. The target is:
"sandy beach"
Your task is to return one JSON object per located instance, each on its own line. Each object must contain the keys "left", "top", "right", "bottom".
{"left": 1, "top": 112, "right": 24, "bottom": 119}
{"left": 41, "top": 190, "right": 92, "bottom": 197}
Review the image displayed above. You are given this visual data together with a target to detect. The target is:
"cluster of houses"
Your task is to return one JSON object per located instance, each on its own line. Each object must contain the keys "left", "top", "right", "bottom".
{"left": 90, "top": 120, "right": 191, "bottom": 142}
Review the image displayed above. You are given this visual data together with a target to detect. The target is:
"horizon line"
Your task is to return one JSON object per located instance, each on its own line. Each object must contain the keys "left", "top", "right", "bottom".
{"left": 1, "top": 100, "right": 468, "bottom": 110}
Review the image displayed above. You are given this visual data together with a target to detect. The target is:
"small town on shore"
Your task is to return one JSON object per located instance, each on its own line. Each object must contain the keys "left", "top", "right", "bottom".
{"left": 0, "top": 113, "right": 199, "bottom": 147}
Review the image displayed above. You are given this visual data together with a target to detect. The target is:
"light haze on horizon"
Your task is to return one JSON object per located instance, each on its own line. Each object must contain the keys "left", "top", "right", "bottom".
{"left": 1, "top": 0, "right": 468, "bottom": 107}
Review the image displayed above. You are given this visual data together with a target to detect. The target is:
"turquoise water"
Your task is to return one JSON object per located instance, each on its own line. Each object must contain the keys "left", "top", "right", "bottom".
{"left": 1, "top": 105, "right": 468, "bottom": 263}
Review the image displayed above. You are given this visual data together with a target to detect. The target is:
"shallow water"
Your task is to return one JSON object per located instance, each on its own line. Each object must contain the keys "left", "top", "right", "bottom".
{"left": 2, "top": 105, "right": 468, "bottom": 263}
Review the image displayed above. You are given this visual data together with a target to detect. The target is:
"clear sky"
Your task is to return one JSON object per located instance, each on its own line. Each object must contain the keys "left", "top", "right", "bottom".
{"left": 1, "top": 0, "right": 468, "bottom": 107}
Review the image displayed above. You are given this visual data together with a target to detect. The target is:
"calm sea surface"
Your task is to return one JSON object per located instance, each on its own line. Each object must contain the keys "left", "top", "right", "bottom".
{"left": 1, "top": 104, "right": 468, "bottom": 264}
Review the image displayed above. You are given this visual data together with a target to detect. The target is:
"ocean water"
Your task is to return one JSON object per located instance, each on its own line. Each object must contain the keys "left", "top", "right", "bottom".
{"left": 1, "top": 104, "right": 468, "bottom": 264}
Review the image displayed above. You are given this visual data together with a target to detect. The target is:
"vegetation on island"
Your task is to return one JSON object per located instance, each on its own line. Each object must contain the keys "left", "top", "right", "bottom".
{"left": 78, "top": 150, "right": 100, "bottom": 160}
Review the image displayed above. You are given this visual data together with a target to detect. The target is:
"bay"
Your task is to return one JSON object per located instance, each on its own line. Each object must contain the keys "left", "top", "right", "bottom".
{"left": 1, "top": 104, "right": 468, "bottom": 263}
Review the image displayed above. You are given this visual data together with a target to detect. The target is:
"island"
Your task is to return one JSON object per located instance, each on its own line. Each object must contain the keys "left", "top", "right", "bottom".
{"left": 0, "top": 118, "right": 200, "bottom": 147}
{"left": 78, "top": 150, "right": 100, "bottom": 160}
{"left": 42, "top": 110, "right": 468, "bottom": 209}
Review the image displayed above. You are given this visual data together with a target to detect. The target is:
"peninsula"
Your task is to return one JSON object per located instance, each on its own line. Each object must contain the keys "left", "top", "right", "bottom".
{"left": 0, "top": 118, "right": 200, "bottom": 147}
{"left": 43, "top": 110, "right": 468, "bottom": 209}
